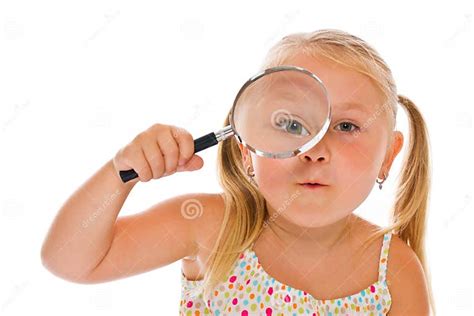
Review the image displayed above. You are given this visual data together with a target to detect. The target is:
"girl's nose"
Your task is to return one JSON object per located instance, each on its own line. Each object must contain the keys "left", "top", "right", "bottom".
{"left": 299, "top": 140, "right": 330, "bottom": 163}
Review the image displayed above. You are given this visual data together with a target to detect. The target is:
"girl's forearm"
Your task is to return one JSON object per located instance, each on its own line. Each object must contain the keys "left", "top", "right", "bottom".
{"left": 41, "top": 158, "right": 137, "bottom": 281}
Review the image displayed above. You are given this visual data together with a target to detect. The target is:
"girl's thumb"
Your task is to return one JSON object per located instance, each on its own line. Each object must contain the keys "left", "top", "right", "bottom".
{"left": 177, "top": 155, "right": 204, "bottom": 172}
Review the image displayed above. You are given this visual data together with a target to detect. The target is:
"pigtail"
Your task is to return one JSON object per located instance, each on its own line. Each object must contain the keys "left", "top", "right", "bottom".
{"left": 393, "top": 94, "right": 436, "bottom": 314}
{"left": 394, "top": 95, "right": 431, "bottom": 257}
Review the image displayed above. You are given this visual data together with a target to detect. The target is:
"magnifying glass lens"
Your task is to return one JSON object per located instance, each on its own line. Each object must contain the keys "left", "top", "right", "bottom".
{"left": 232, "top": 68, "right": 330, "bottom": 156}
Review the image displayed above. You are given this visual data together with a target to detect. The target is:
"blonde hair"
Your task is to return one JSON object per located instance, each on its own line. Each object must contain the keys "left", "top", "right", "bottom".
{"left": 197, "top": 29, "right": 435, "bottom": 314}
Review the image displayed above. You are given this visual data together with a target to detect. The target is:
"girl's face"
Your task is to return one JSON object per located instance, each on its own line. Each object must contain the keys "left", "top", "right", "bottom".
{"left": 240, "top": 52, "right": 403, "bottom": 228}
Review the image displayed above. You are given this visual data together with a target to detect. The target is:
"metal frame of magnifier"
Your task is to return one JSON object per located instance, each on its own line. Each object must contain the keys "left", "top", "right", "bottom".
{"left": 119, "top": 65, "right": 332, "bottom": 183}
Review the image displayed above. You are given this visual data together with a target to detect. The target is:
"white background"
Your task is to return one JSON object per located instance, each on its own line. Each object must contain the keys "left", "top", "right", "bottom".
{"left": 1, "top": 0, "right": 473, "bottom": 314}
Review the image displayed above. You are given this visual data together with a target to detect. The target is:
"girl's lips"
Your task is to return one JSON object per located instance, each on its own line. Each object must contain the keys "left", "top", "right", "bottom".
{"left": 299, "top": 183, "right": 328, "bottom": 189}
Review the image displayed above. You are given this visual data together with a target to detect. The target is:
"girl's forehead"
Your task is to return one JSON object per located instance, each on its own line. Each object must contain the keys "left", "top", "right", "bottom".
{"left": 283, "top": 53, "right": 384, "bottom": 109}
{"left": 283, "top": 52, "right": 358, "bottom": 80}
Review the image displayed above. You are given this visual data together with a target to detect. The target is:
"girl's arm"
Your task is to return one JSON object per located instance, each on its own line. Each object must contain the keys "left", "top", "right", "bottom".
{"left": 41, "top": 158, "right": 136, "bottom": 281}
{"left": 41, "top": 123, "right": 205, "bottom": 283}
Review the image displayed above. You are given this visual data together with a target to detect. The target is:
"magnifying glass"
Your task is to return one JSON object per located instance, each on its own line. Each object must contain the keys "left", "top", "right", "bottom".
{"left": 119, "top": 65, "right": 332, "bottom": 183}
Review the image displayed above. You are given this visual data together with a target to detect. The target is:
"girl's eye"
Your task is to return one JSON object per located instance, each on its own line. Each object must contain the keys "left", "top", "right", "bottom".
{"left": 335, "top": 121, "right": 360, "bottom": 133}
{"left": 274, "top": 117, "right": 310, "bottom": 137}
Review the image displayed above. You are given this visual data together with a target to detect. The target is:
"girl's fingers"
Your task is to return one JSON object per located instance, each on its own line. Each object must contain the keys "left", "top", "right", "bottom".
{"left": 170, "top": 125, "right": 195, "bottom": 166}
{"left": 177, "top": 154, "right": 204, "bottom": 172}
{"left": 113, "top": 123, "right": 202, "bottom": 183}
{"left": 134, "top": 145, "right": 153, "bottom": 182}
{"left": 156, "top": 129, "right": 180, "bottom": 175}
{"left": 141, "top": 138, "right": 165, "bottom": 179}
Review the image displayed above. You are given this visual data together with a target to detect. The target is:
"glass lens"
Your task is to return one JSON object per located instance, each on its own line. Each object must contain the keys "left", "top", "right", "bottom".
{"left": 232, "top": 68, "right": 329, "bottom": 155}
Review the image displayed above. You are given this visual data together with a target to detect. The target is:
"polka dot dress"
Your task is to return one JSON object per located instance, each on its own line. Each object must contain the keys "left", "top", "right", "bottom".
{"left": 180, "top": 232, "right": 392, "bottom": 315}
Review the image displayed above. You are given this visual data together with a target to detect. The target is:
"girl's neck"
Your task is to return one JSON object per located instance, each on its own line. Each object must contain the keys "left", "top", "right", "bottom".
{"left": 262, "top": 213, "right": 357, "bottom": 256}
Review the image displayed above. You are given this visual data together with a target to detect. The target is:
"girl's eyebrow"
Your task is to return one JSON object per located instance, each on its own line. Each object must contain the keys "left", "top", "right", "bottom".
{"left": 333, "top": 101, "right": 370, "bottom": 114}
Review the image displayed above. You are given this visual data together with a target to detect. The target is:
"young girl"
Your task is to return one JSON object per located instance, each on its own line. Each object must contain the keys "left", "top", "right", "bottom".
{"left": 41, "top": 29, "right": 434, "bottom": 315}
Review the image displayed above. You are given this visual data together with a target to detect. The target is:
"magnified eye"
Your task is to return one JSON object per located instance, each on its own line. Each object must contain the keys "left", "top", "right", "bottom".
{"left": 274, "top": 116, "right": 310, "bottom": 137}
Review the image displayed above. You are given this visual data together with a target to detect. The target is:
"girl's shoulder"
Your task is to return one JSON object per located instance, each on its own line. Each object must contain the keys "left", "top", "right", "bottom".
{"left": 182, "top": 191, "right": 226, "bottom": 246}
{"left": 385, "top": 233, "right": 431, "bottom": 313}
{"left": 354, "top": 216, "right": 419, "bottom": 263}
{"left": 355, "top": 217, "right": 430, "bottom": 314}
{"left": 190, "top": 192, "right": 227, "bottom": 238}
{"left": 180, "top": 192, "right": 227, "bottom": 281}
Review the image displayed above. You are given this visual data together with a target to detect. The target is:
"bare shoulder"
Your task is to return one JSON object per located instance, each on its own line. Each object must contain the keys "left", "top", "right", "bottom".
{"left": 386, "top": 234, "right": 431, "bottom": 315}
{"left": 350, "top": 217, "right": 430, "bottom": 314}
{"left": 180, "top": 192, "right": 227, "bottom": 281}
{"left": 184, "top": 192, "right": 226, "bottom": 254}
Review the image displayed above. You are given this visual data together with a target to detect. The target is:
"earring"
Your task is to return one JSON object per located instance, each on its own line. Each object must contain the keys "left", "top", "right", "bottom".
{"left": 376, "top": 171, "right": 388, "bottom": 190}
{"left": 246, "top": 165, "right": 258, "bottom": 187}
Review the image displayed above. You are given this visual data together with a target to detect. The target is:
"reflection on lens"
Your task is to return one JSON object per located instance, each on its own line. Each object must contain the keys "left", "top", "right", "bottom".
{"left": 271, "top": 109, "right": 311, "bottom": 137}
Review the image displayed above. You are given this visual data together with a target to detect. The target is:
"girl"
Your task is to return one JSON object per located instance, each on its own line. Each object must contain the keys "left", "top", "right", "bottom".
{"left": 41, "top": 29, "right": 434, "bottom": 315}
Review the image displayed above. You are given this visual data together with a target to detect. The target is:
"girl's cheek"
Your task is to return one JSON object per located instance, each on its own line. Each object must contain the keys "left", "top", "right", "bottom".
{"left": 334, "top": 144, "right": 368, "bottom": 178}
{"left": 335, "top": 133, "right": 387, "bottom": 187}
{"left": 334, "top": 138, "right": 369, "bottom": 164}
{"left": 332, "top": 137, "right": 381, "bottom": 184}
{"left": 255, "top": 159, "right": 294, "bottom": 186}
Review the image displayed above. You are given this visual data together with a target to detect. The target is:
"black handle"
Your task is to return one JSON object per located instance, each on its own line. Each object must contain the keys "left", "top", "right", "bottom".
{"left": 119, "top": 132, "right": 218, "bottom": 183}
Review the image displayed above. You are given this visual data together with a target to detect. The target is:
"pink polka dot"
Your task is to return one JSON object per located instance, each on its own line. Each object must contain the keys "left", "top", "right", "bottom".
{"left": 267, "top": 287, "right": 273, "bottom": 295}
{"left": 370, "top": 285, "right": 376, "bottom": 293}
{"left": 265, "top": 307, "right": 273, "bottom": 316}
{"left": 284, "top": 294, "right": 291, "bottom": 302}
{"left": 232, "top": 298, "right": 238, "bottom": 305}
{"left": 241, "top": 311, "right": 248, "bottom": 316}
{"left": 229, "top": 275, "right": 237, "bottom": 283}
{"left": 186, "top": 300, "right": 193, "bottom": 308}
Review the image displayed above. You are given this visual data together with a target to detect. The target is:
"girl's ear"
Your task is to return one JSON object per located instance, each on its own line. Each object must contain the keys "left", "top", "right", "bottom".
{"left": 379, "top": 131, "right": 404, "bottom": 178}
{"left": 238, "top": 143, "right": 250, "bottom": 162}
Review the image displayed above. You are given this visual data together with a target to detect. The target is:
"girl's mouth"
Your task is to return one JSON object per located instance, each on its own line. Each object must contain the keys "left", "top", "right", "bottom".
{"left": 299, "top": 183, "right": 327, "bottom": 189}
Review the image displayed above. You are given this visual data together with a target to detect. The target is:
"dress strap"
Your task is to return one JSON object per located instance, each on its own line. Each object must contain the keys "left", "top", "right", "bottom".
{"left": 378, "top": 231, "right": 393, "bottom": 282}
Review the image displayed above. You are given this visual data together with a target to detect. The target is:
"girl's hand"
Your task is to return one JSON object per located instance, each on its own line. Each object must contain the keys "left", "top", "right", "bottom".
{"left": 112, "top": 123, "right": 204, "bottom": 183}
